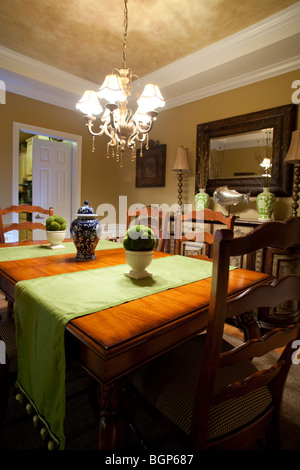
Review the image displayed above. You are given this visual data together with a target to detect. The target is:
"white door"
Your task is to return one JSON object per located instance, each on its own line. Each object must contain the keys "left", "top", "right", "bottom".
{"left": 32, "top": 139, "right": 73, "bottom": 240}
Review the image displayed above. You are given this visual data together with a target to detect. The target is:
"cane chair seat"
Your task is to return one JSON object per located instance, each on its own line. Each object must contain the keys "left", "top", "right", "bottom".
{"left": 128, "top": 335, "right": 272, "bottom": 441}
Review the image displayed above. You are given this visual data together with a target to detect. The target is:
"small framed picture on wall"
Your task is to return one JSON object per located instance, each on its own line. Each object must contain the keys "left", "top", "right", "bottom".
{"left": 135, "top": 142, "right": 166, "bottom": 187}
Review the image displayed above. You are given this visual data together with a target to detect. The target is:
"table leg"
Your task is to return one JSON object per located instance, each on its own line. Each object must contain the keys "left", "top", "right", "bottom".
{"left": 98, "top": 379, "right": 126, "bottom": 450}
{"left": 234, "top": 311, "right": 261, "bottom": 340}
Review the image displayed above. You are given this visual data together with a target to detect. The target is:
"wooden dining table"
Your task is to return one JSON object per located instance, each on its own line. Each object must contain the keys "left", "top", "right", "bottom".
{"left": 0, "top": 239, "right": 273, "bottom": 450}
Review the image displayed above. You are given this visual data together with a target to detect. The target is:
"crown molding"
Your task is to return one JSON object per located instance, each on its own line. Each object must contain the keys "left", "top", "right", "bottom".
{"left": 138, "top": 2, "right": 300, "bottom": 90}
{"left": 164, "top": 55, "right": 300, "bottom": 110}
{"left": 1, "top": 3, "right": 299, "bottom": 111}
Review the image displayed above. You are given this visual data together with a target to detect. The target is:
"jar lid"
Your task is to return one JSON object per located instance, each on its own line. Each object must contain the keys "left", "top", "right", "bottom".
{"left": 75, "top": 200, "right": 98, "bottom": 217}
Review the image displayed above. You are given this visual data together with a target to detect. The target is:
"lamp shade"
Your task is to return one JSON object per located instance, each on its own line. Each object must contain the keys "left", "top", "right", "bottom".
{"left": 97, "top": 74, "right": 127, "bottom": 103}
{"left": 76, "top": 90, "right": 103, "bottom": 116}
{"left": 284, "top": 130, "right": 300, "bottom": 163}
{"left": 137, "top": 84, "right": 165, "bottom": 112}
{"left": 260, "top": 158, "right": 271, "bottom": 169}
{"left": 172, "top": 146, "right": 190, "bottom": 171}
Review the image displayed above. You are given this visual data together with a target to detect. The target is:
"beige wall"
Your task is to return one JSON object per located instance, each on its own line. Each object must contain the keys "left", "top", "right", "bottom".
{"left": 0, "top": 91, "right": 117, "bottom": 213}
{"left": 0, "top": 69, "right": 299, "bottom": 224}
{"left": 118, "top": 69, "right": 300, "bottom": 221}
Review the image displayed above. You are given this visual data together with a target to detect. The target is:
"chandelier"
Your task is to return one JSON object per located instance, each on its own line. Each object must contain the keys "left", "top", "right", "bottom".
{"left": 76, "top": 0, "right": 165, "bottom": 167}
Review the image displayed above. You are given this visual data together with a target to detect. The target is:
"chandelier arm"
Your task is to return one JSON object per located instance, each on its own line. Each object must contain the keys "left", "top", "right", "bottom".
{"left": 136, "top": 120, "right": 155, "bottom": 135}
{"left": 102, "top": 121, "right": 115, "bottom": 141}
{"left": 127, "top": 130, "right": 139, "bottom": 148}
{"left": 126, "top": 108, "right": 133, "bottom": 123}
{"left": 109, "top": 112, "right": 117, "bottom": 132}
{"left": 86, "top": 118, "right": 106, "bottom": 137}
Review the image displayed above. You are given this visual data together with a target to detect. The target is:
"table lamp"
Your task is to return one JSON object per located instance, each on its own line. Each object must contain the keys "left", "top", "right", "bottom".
{"left": 284, "top": 130, "right": 300, "bottom": 216}
{"left": 172, "top": 146, "right": 190, "bottom": 209}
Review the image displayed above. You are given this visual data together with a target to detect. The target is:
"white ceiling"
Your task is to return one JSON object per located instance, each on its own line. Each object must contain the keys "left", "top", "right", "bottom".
{"left": 0, "top": 0, "right": 299, "bottom": 111}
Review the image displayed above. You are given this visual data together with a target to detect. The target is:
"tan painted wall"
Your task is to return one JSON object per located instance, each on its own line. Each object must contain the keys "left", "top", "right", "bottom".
{"left": 118, "top": 69, "right": 300, "bottom": 221}
{"left": 0, "top": 69, "right": 299, "bottom": 224}
{"left": 0, "top": 91, "right": 115, "bottom": 213}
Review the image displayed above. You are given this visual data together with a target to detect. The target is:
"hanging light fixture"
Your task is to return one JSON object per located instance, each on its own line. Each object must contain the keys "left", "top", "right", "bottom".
{"left": 76, "top": 0, "right": 165, "bottom": 167}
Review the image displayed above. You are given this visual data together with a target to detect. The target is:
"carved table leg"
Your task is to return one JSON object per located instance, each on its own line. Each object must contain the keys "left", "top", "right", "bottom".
{"left": 98, "top": 379, "right": 126, "bottom": 450}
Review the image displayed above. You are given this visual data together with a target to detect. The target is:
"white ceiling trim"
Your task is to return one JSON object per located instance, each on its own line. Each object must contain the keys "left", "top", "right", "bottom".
{"left": 0, "top": 3, "right": 299, "bottom": 112}
{"left": 165, "top": 55, "right": 300, "bottom": 110}
{"left": 137, "top": 2, "right": 300, "bottom": 89}
{"left": 0, "top": 46, "right": 95, "bottom": 94}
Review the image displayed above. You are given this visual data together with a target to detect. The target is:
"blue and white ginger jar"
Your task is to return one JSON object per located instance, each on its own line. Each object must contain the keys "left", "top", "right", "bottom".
{"left": 70, "top": 200, "right": 101, "bottom": 261}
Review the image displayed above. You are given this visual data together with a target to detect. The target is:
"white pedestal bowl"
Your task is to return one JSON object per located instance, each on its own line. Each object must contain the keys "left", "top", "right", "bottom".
{"left": 124, "top": 250, "right": 154, "bottom": 279}
{"left": 46, "top": 230, "right": 66, "bottom": 249}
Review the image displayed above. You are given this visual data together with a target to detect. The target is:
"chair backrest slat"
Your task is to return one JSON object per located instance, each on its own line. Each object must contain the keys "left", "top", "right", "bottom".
{"left": 0, "top": 205, "right": 53, "bottom": 243}
{"left": 174, "top": 209, "right": 235, "bottom": 259}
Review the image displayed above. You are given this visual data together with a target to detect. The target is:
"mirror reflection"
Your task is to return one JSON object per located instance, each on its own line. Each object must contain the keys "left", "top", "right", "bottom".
{"left": 209, "top": 128, "right": 273, "bottom": 180}
{"left": 196, "top": 104, "right": 296, "bottom": 197}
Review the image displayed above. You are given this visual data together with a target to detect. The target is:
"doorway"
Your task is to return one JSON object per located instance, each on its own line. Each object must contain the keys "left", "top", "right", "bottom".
{"left": 12, "top": 122, "right": 82, "bottom": 242}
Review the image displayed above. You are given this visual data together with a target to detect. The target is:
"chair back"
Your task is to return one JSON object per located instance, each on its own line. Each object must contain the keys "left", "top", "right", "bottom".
{"left": 174, "top": 209, "right": 235, "bottom": 259}
{"left": 127, "top": 206, "right": 169, "bottom": 252}
{"left": 192, "top": 217, "right": 300, "bottom": 449}
{"left": 0, "top": 204, "right": 53, "bottom": 243}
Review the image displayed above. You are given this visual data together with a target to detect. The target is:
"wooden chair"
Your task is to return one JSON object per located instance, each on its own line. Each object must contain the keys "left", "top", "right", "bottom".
{"left": 127, "top": 206, "right": 170, "bottom": 252}
{"left": 126, "top": 217, "right": 300, "bottom": 450}
{"left": 0, "top": 204, "right": 53, "bottom": 243}
{"left": 0, "top": 204, "right": 53, "bottom": 318}
{"left": 174, "top": 209, "right": 235, "bottom": 259}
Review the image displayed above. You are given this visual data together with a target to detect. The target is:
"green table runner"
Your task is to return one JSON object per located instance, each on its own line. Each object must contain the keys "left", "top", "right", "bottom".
{"left": 14, "top": 255, "right": 226, "bottom": 449}
{"left": 0, "top": 239, "right": 120, "bottom": 261}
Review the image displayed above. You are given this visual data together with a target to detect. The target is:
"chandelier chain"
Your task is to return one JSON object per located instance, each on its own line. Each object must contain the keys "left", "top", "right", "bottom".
{"left": 122, "top": 0, "right": 128, "bottom": 69}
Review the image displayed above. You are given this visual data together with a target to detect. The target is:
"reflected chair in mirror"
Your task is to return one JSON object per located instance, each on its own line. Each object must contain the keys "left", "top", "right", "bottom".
{"left": 0, "top": 204, "right": 53, "bottom": 319}
{"left": 126, "top": 217, "right": 300, "bottom": 450}
{"left": 0, "top": 204, "right": 54, "bottom": 243}
{"left": 174, "top": 209, "right": 235, "bottom": 260}
{"left": 127, "top": 206, "right": 170, "bottom": 253}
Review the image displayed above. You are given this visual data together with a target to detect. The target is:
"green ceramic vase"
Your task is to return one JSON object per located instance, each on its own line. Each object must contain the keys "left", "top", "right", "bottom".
{"left": 194, "top": 189, "right": 210, "bottom": 210}
{"left": 256, "top": 187, "right": 275, "bottom": 221}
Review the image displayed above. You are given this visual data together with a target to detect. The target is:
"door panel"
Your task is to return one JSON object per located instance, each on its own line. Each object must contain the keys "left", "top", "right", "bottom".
{"left": 32, "top": 140, "right": 73, "bottom": 240}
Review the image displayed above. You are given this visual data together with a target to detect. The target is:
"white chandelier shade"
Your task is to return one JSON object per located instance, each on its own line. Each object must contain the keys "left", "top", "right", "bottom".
{"left": 97, "top": 74, "right": 127, "bottom": 104}
{"left": 137, "top": 84, "right": 165, "bottom": 112}
{"left": 76, "top": 90, "right": 103, "bottom": 116}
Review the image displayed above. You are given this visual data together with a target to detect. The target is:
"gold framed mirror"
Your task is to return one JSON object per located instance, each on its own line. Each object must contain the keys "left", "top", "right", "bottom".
{"left": 195, "top": 104, "right": 297, "bottom": 196}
